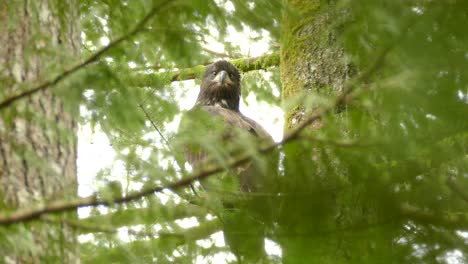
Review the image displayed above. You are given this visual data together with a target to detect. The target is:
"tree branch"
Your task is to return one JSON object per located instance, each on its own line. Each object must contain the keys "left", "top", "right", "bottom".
{"left": 296, "top": 135, "right": 376, "bottom": 148}
{"left": 231, "top": 53, "right": 280, "bottom": 72}
{"left": 138, "top": 102, "right": 202, "bottom": 199}
{"left": 79, "top": 219, "right": 222, "bottom": 261}
{"left": 0, "top": 47, "right": 387, "bottom": 226}
{"left": 400, "top": 203, "right": 468, "bottom": 230}
{"left": 43, "top": 214, "right": 221, "bottom": 239}
{"left": 167, "top": 53, "right": 279, "bottom": 82}
{"left": 77, "top": 203, "right": 209, "bottom": 231}
{"left": 138, "top": 103, "right": 171, "bottom": 147}
{"left": 0, "top": 0, "right": 173, "bottom": 110}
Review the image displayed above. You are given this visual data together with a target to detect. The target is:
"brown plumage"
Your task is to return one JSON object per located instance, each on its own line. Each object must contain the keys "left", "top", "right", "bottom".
{"left": 182, "top": 60, "right": 274, "bottom": 192}
{"left": 178, "top": 60, "right": 276, "bottom": 261}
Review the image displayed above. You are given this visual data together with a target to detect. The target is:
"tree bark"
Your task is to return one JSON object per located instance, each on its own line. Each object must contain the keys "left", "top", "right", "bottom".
{"left": 0, "top": 1, "right": 80, "bottom": 262}
{"left": 281, "top": 0, "right": 349, "bottom": 130}
{"left": 279, "top": 1, "right": 396, "bottom": 263}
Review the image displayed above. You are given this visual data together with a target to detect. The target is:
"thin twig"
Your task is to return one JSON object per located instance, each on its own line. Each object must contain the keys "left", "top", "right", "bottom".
{"left": 138, "top": 103, "right": 171, "bottom": 147}
{"left": 202, "top": 47, "right": 236, "bottom": 58}
{"left": 138, "top": 102, "right": 198, "bottom": 197}
{"left": 0, "top": 0, "right": 173, "bottom": 110}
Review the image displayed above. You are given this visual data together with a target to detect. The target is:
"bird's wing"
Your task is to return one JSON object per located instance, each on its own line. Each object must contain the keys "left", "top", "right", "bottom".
{"left": 203, "top": 106, "right": 273, "bottom": 141}
{"left": 181, "top": 106, "right": 261, "bottom": 167}
{"left": 178, "top": 105, "right": 277, "bottom": 261}
{"left": 203, "top": 106, "right": 254, "bottom": 131}
{"left": 239, "top": 114, "right": 274, "bottom": 142}
{"left": 179, "top": 105, "right": 277, "bottom": 193}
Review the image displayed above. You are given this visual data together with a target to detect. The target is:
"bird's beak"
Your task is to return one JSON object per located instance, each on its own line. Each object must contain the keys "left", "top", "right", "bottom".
{"left": 213, "top": 70, "right": 230, "bottom": 84}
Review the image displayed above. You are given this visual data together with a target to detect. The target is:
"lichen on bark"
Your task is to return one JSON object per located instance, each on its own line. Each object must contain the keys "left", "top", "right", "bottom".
{"left": 281, "top": 0, "right": 350, "bottom": 130}
{"left": 278, "top": 1, "right": 396, "bottom": 263}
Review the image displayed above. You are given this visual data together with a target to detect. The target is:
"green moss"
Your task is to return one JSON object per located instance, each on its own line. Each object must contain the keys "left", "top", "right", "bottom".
{"left": 231, "top": 53, "right": 280, "bottom": 72}
{"left": 152, "top": 54, "right": 280, "bottom": 85}
{"left": 192, "top": 65, "right": 206, "bottom": 77}
{"left": 281, "top": 0, "right": 322, "bottom": 129}
{"left": 281, "top": 0, "right": 347, "bottom": 130}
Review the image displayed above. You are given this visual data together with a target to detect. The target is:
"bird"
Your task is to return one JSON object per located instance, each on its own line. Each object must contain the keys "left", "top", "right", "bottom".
{"left": 178, "top": 60, "right": 277, "bottom": 262}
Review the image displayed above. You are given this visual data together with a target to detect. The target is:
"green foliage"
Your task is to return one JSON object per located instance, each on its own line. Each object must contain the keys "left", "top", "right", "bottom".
{"left": 1, "top": 0, "right": 467, "bottom": 263}
{"left": 275, "top": 1, "right": 468, "bottom": 263}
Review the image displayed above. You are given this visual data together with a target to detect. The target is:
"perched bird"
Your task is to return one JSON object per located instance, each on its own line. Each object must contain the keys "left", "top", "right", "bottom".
{"left": 178, "top": 60, "right": 277, "bottom": 262}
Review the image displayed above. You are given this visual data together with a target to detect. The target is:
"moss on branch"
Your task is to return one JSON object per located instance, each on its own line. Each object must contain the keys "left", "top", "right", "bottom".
{"left": 166, "top": 53, "right": 280, "bottom": 82}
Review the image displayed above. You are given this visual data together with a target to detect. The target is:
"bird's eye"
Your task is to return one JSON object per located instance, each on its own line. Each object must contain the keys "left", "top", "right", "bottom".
{"left": 212, "top": 71, "right": 217, "bottom": 75}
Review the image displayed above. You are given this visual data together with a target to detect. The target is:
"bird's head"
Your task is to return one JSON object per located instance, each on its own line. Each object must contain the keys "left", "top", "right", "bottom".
{"left": 196, "top": 60, "right": 241, "bottom": 111}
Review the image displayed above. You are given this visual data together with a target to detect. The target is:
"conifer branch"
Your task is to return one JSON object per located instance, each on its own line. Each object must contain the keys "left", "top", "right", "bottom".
{"left": 43, "top": 215, "right": 221, "bottom": 239}
{"left": 400, "top": 204, "right": 468, "bottom": 230}
{"left": 76, "top": 203, "right": 209, "bottom": 231}
{"left": 0, "top": 48, "right": 386, "bottom": 226}
{"left": 79, "top": 219, "right": 222, "bottom": 261}
{"left": 0, "top": 0, "right": 173, "bottom": 110}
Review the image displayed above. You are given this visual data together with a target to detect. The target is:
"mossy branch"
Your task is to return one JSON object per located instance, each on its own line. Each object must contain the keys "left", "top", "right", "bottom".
{"left": 0, "top": 0, "right": 174, "bottom": 110}
{"left": 167, "top": 53, "right": 279, "bottom": 82}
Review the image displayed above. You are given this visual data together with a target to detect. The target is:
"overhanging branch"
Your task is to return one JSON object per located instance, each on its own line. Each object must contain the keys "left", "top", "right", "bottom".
{"left": 0, "top": 0, "right": 173, "bottom": 110}
{"left": 79, "top": 219, "right": 222, "bottom": 261}
{"left": 77, "top": 203, "right": 209, "bottom": 230}
{"left": 43, "top": 214, "right": 221, "bottom": 239}
{"left": 0, "top": 47, "right": 389, "bottom": 226}
{"left": 0, "top": 108, "right": 317, "bottom": 226}
{"left": 400, "top": 204, "right": 468, "bottom": 230}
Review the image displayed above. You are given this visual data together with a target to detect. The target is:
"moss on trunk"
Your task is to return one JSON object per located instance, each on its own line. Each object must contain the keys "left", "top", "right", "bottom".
{"left": 281, "top": 0, "right": 349, "bottom": 130}
{"left": 278, "top": 1, "right": 397, "bottom": 263}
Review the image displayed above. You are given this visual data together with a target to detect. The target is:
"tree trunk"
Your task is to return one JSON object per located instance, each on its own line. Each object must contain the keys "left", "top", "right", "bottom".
{"left": 279, "top": 1, "right": 397, "bottom": 263}
{"left": 0, "top": 1, "right": 80, "bottom": 262}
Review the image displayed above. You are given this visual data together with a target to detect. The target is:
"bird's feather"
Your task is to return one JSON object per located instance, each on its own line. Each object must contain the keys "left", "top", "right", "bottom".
{"left": 177, "top": 60, "right": 277, "bottom": 262}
